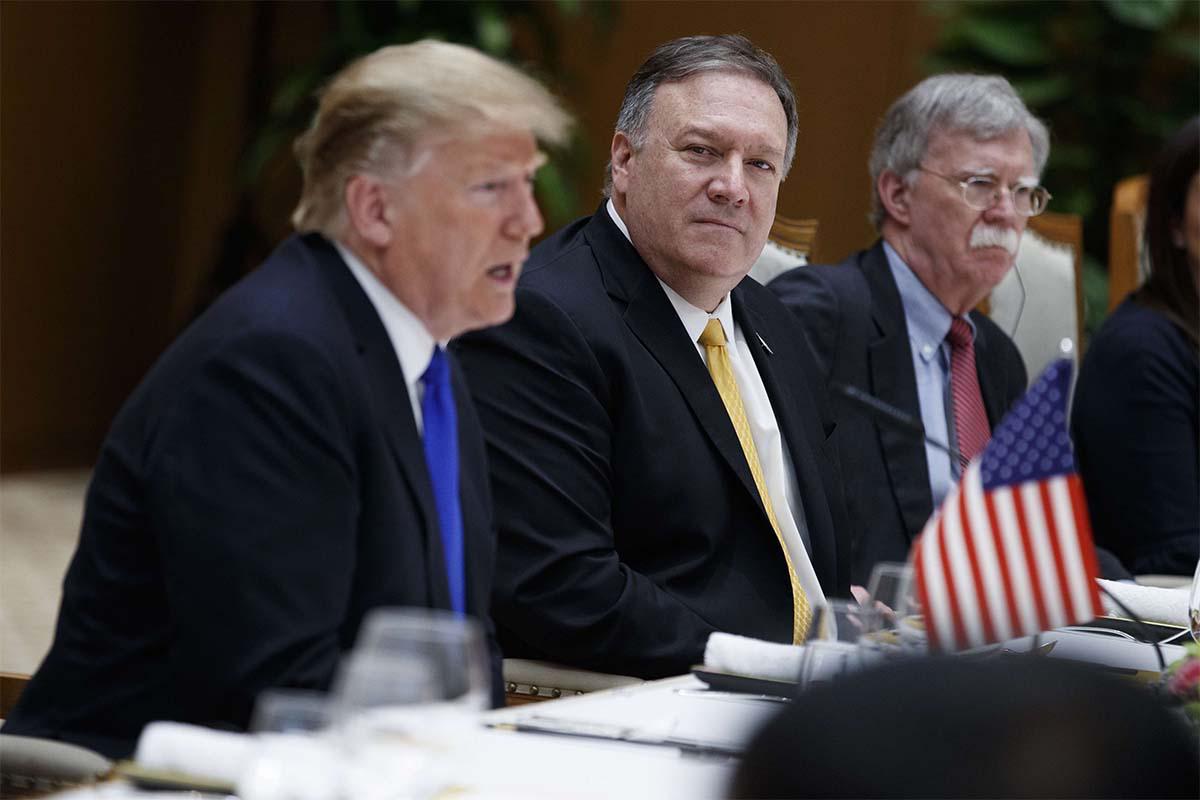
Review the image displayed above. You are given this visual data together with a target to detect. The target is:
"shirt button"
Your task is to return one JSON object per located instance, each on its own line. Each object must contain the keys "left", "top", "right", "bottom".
{"left": 921, "top": 344, "right": 935, "bottom": 359}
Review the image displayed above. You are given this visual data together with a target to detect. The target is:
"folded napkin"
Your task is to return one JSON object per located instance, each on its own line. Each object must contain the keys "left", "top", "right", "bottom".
{"left": 703, "top": 632, "right": 805, "bottom": 682}
{"left": 135, "top": 721, "right": 342, "bottom": 799}
{"left": 1097, "top": 578, "right": 1190, "bottom": 627}
{"left": 135, "top": 721, "right": 257, "bottom": 787}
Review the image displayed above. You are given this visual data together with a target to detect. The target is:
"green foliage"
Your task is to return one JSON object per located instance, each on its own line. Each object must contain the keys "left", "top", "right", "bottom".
{"left": 924, "top": 0, "right": 1200, "bottom": 334}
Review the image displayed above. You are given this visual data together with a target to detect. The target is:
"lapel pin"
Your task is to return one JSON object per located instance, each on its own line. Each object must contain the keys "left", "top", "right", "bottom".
{"left": 756, "top": 332, "right": 773, "bottom": 355}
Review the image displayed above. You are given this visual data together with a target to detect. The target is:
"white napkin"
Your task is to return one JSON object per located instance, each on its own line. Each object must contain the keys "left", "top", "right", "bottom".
{"left": 703, "top": 632, "right": 804, "bottom": 681}
{"left": 1097, "top": 578, "right": 1190, "bottom": 627}
{"left": 135, "top": 721, "right": 342, "bottom": 799}
{"left": 134, "top": 721, "right": 257, "bottom": 787}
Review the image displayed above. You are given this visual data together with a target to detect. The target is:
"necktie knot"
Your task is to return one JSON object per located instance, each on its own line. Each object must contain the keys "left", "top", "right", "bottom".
{"left": 422, "top": 346, "right": 449, "bottom": 387}
{"left": 699, "top": 318, "right": 727, "bottom": 348}
{"left": 946, "top": 318, "right": 974, "bottom": 350}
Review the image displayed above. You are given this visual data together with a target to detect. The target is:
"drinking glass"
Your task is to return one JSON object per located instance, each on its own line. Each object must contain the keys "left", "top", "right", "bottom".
{"left": 334, "top": 608, "right": 490, "bottom": 799}
{"left": 858, "top": 562, "right": 925, "bottom": 664}
{"left": 240, "top": 689, "right": 340, "bottom": 800}
{"left": 797, "top": 599, "right": 869, "bottom": 688}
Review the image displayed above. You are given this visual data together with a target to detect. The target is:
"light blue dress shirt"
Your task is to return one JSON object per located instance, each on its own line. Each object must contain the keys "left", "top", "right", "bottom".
{"left": 882, "top": 241, "right": 976, "bottom": 506}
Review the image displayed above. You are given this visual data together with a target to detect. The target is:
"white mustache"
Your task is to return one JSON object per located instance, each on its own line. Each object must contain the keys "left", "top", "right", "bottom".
{"left": 969, "top": 224, "right": 1019, "bottom": 255}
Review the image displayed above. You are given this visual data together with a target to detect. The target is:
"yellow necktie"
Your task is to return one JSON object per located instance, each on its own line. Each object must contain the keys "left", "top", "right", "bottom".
{"left": 699, "top": 319, "right": 812, "bottom": 644}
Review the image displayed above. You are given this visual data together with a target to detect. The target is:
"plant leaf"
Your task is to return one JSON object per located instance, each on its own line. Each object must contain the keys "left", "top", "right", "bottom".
{"left": 1011, "top": 74, "right": 1073, "bottom": 107}
{"left": 959, "top": 16, "right": 1052, "bottom": 65}
{"left": 1103, "top": 0, "right": 1182, "bottom": 30}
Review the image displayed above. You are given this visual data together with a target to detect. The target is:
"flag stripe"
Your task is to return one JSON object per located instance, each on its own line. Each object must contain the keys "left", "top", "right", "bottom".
{"left": 982, "top": 490, "right": 1021, "bottom": 637}
{"left": 963, "top": 469, "right": 1010, "bottom": 641}
{"left": 956, "top": 482, "right": 996, "bottom": 645}
{"left": 935, "top": 509, "right": 968, "bottom": 651}
{"left": 1010, "top": 486, "right": 1051, "bottom": 631}
{"left": 944, "top": 486, "right": 984, "bottom": 648}
{"left": 992, "top": 488, "right": 1039, "bottom": 636}
{"left": 923, "top": 516, "right": 955, "bottom": 653}
{"left": 913, "top": 529, "right": 942, "bottom": 652}
{"left": 1038, "top": 481, "right": 1077, "bottom": 622}
{"left": 1048, "top": 477, "right": 1091, "bottom": 621}
{"left": 1021, "top": 482, "right": 1066, "bottom": 629}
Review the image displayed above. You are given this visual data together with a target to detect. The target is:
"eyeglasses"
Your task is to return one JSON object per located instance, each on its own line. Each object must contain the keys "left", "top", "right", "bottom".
{"left": 917, "top": 166, "right": 1051, "bottom": 217}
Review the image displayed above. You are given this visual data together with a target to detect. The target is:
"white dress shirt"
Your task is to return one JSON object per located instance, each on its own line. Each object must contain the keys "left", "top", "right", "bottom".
{"left": 335, "top": 240, "right": 436, "bottom": 433}
{"left": 606, "top": 200, "right": 828, "bottom": 615}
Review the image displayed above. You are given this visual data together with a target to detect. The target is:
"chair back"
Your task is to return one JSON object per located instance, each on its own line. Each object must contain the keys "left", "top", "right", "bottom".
{"left": 1108, "top": 174, "right": 1149, "bottom": 311}
{"left": 0, "top": 671, "right": 29, "bottom": 720}
{"left": 748, "top": 214, "right": 819, "bottom": 285}
{"left": 987, "top": 212, "right": 1084, "bottom": 383}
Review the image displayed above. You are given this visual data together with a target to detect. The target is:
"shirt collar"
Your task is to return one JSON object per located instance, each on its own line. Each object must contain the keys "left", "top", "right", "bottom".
{"left": 658, "top": 277, "right": 735, "bottom": 348}
{"left": 606, "top": 197, "right": 631, "bottom": 242}
{"left": 334, "top": 240, "right": 438, "bottom": 386}
{"left": 882, "top": 240, "right": 974, "bottom": 364}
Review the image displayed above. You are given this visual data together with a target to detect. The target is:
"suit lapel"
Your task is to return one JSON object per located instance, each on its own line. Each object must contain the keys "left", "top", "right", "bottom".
{"left": 583, "top": 211, "right": 762, "bottom": 508}
{"left": 309, "top": 234, "right": 451, "bottom": 609}
{"left": 861, "top": 244, "right": 935, "bottom": 540}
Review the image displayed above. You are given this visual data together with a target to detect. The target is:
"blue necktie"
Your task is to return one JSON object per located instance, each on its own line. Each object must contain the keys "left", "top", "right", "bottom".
{"left": 421, "top": 347, "right": 465, "bottom": 615}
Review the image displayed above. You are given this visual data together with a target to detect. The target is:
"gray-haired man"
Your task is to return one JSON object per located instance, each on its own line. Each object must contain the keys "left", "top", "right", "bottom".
{"left": 769, "top": 74, "right": 1042, "bottom": 585}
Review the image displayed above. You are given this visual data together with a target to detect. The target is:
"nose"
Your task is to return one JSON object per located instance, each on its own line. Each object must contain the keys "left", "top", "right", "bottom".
{"left": 504, "top": 181, "right": 544, "bottom": 240}
{"left": 982, "top": 186, "right": 1020, "bottom": 227}
{"left": 708, "top": 157, "right": 748, "bottom": 207}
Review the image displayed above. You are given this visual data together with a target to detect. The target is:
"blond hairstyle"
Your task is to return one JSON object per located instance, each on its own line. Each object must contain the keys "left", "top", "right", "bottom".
{"left": 292, "top": 40, "right": 572, "bottom": 235}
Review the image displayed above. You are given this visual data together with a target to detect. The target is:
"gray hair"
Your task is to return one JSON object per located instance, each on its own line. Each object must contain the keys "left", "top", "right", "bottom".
{"left": 292, "top": 40, "right": 572, "bottom": 236}
{"left": 868, "top": 73, "right": 1049, "bottom": 230}
{"left": 602, "top": 34, "right": 797, "bottom": 196}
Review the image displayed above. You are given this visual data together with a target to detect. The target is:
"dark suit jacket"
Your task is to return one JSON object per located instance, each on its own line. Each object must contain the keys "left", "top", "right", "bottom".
{"left": 4, "top": 234, "right": 501, "bottom": 758}
{"left": 768, "top": 241, "right": 1026, "bottom": 586}
{"left": 452, "top": 206, "right": 850, "bottom": 679}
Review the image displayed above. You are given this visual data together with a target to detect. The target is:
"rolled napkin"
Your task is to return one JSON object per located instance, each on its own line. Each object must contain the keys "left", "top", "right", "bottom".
{"left": 134, "top": 721, "right": 258, "bottom": 787}
{"left": 1097, "top": 578, "right": 1190, "bottom": 627}
{"left": 703, "top": 632, "right": 804, "bottom": 682}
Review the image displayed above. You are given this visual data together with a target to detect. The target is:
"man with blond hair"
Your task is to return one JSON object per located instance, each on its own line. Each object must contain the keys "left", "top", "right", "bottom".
{"left": 6, "top": 41, "right": 569, "bottom": 757}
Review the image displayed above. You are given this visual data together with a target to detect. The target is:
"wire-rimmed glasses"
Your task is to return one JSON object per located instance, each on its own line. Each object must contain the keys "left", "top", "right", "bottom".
{"left": 918, "top": 166, "right": 1051, "bottom": 217}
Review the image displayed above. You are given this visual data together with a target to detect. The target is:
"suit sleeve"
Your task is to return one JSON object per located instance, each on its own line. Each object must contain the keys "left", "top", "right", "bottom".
{"left": 145, "top": 331, "right": 358, "bottom": 726}
{"left": 454, "top": 287, "right": 721, "bottom": 677}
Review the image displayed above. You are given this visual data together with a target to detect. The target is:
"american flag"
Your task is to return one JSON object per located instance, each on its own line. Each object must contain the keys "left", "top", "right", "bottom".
{"left": 912, "top": 358, "right": 1104, "bottom": 652}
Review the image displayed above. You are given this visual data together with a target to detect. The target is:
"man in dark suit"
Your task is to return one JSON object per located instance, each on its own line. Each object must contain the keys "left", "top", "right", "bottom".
{"left": 769, "top": 75, "right": 1041, "bottom": 586}
{"left": 454, "top": 35, "right": 849, "bottom": 679}
{"left": 4, "top": 41, "right": 569, "bottom": 758}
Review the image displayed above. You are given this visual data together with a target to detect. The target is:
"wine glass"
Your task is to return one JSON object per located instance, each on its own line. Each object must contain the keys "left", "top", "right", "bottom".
{"left": 334, "top": 608, "right": 490, "bottom": 799}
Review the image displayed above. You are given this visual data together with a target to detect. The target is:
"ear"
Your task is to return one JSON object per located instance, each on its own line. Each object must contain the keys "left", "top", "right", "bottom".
{"left": 343, "top": 174, "right": 395, "bottom": 248}
{"left": 878, "top": 169, "right": 913, "bottom": 227}
{"left": 610, "top": 131, "right": 635, "bottom": 195}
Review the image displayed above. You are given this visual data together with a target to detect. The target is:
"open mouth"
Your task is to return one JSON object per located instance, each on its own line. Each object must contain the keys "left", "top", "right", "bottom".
{"left": 487, "top": 263, "right": 517, "bottom": 282}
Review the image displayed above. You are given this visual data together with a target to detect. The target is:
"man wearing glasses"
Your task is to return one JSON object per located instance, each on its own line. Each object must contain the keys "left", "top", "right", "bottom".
{"left": 769, "top": 74, "right": 1043, "bottom": 586}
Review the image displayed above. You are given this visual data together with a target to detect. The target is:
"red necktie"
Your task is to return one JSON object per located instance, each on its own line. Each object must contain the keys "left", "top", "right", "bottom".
{"left": 946, "top": 317, "right": 990, "bottom": 468}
